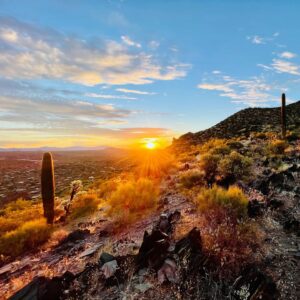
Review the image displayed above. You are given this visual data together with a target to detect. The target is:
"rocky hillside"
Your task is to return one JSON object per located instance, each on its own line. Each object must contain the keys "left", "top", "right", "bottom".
{"left": 173, "top": 101, "right": 300, "bottom": 149}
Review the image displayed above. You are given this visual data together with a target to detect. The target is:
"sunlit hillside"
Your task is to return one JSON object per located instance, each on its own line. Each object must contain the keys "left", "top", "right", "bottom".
{"left": 0, "top": 1, "right": 300, "bottom": 300}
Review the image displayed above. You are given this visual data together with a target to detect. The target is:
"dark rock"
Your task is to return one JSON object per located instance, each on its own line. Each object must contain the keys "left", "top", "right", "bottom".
{"left": 283, "top": 217, "right": 300, "bottom": 235}
{"left": 248, "top": 200, "right": 265, "bottom": 218}
{"left": 99, "top": 252, "right": 115, "bottom": 267}
{"left": 60, "top": 229, "right": 90, "bottom": 244}
{"left": 99, "top": 230, "right": 110, "bottom": 238}
{"left": 137, "top": 229, "right": 170, "bottom": 270}
{"left": 232, "top": 266, "right": 279, "bottom": 300}
{"left": 175, "top": 227, "right": 202, "bottom": 256}
{"left": 10, "top": 271, "right": 74, "bottom": 300}
{"left": 267, "top": 198, "right": 284, "bottom": 209}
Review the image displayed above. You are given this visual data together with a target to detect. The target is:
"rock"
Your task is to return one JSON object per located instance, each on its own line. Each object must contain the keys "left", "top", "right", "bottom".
{"left": 101, "top": 260, "right": 118, "bottom": 279}
{"left": 10, "top": 271, "right": 74, "bottom": 300}
{"left": 134, "top": 282, "right": 153, "bottom": 293}
{"left": 247, "top": 200, "right": 264, "bottom": 218}
{"left": 137, "top": 229, "right": 170, "bottom": 270}
{"left": 232, "top": 266, "right": 279, "bottom": 300}
{"left": 157, "top": 258, "right": 178, "bottom": 284}
{"left": 79, "top": 242, "right": 103, "bottom": 258}
{"left": 61, "top": 229, "right": 90, "bottom": 244}
{"left": 283, "top": 217, "right": 300, "bottom": 235}
{"left": 99, "top": 252, "right": 115, "bottom": 267}
{"left": 267, "top": 198, "right": 284, "bottom": 209}
{"left": 175, "top": 227, "right": 202, "bottom": 256}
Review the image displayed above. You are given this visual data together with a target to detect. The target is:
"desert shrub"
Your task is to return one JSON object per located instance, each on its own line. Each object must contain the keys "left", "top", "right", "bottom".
{"left": 180, "top": 169, "right": 205, "bottom": 188}
{"left": 218, "top": 151, "right": 252, "bottom": 183}
{"left": 202, "top": 218, "right": 262, "bottom": 277}
{"left": 0, "top": 199, "right": 43, "bottom": 236}
{"left": 198, "top": 153, "right": 221, "bottom": 185}
{"left": 70, "top": 192, "right": 101, "bottom": 219}
{"left": 195, "top": 185, "right": 248, "bottom": 219}
{"left": 199, "top": 151, "right": 252, "bottom": 186}
{"left": 0, "top": 218, "right": 52, "bottom": 257}
{"left": 198, "top": 139, "right": 230, "bottom": 155}
{"left": 252, "top": 132, "right": 267, "bottom": 139}
{"left": 267, "top": 139, "right": 288, "bottom": 155}
{"left": 108, "top": 178, "right": 159, "bottom": 226}
{"left": 194, "top": 186, "right": 260, "bottom": 276}
{"left": 96, "top": 179, "right": 119, "bottom": 199}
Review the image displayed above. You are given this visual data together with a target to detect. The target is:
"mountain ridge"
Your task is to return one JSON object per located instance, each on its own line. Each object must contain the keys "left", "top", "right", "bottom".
{"left": 173, "top": 100, "right": 300, "bottom": 148}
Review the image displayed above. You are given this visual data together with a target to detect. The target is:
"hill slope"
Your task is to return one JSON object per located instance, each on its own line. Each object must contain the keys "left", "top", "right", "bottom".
{"left": 173, "top": 100, "right": 300, "bottom": 148}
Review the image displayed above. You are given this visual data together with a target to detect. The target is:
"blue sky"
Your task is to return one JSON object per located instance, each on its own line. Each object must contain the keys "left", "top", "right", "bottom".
{"left": 0, "top": 0, "right": 299, "bottom": 148}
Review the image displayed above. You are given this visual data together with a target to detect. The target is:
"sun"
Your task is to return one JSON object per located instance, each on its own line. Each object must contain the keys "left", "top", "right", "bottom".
{"left": 145, "top": 141, "right": 156, "bottom": 149}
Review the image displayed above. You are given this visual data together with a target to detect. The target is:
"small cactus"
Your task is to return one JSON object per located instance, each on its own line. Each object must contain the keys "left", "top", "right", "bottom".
{"left": 41, "top": 152, "right": 55, "bottom": 224}
{"left": 281, "top": 93, "right": 286, "bottom": 139}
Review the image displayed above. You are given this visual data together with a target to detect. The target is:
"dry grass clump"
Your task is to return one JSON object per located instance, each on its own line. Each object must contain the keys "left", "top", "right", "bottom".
{"left": 0, "top": 218, "right": 52, "bottom": 257}
{"left": 107, "top": 178, "right": 159, "bottom": 226}
{"left": 70, "top": 191, "right": 101, "bottom": 219}
{"left": 267, "top": 139, "right": 288, "bottom": 155}
{"left": 180, "top": 169, "right": 205, "bottom": 189}
{"left": 195, "top": 185, "right": 248, "bottom": 219}
{"left": 0, "top": 199, "right": 43, "bottom": 236}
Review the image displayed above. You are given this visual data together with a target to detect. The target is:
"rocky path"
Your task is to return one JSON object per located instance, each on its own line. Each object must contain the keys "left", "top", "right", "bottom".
{"left": 0, "top": 181, "right": 193, "bottom": 299}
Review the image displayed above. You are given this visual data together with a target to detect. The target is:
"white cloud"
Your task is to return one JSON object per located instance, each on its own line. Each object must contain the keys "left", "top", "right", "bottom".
{"left": 198, "top": 76, "right": 275, "bottom": 106}
{"left": 85, "top": 93, "right": 136, "bottom": 100}
{"left": 197, "top": 83, "right": 233, "bottom": 93}
{"left": 271, "top": 59, "right": 300, "bottom": 75}
{"left": 0, "top": 17, "right": 190, "bottom": 86}
{"left": 248, "top": 35, "right": 265, "bottom": 44}
{"left": 279, "top": 51, "right": 297, "bottom": 59}
{"left": 121, "top": 35, "right": 141, "bottom": 48}
{"left": 212, "top": 70, "right": 221, "bottom": 74}
{"left": 116, "top": 88, "right": 155, "bottom": 95}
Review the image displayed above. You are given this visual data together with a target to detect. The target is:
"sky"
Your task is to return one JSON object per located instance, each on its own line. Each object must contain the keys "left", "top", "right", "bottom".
{"left": 0, "top": 0, "right": 299, "bottom": 148}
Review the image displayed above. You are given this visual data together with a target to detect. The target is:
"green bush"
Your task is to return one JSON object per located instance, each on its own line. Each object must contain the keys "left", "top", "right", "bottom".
{"left": 180, "top": 169, "right": 205, "bottom": 188}
{"left": 108, "top": 178, "right": 159, "bottom": 226}
{"left": 218, "top": 151, "right": 252, "bottom": 182}
{"left": 195, "top": 185, "right": 248, "bottom": 219}
{"left": 70, "top": 192, "right": 101, "bottom": 219}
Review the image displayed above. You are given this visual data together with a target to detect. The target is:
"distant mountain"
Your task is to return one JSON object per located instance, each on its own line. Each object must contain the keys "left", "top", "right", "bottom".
{"left": 173, "top": 100, "right": 300, "bottom": 149}
{"left": 0, "top": 146, "right": 108, "bottom": 152}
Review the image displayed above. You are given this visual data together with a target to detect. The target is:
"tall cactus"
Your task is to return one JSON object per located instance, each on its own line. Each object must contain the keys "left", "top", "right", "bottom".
{"left": 41, "top": 152, "right": 55, "bottom": 224}
{"left": 281, "top": 93, "right": 286, "bottom": 139}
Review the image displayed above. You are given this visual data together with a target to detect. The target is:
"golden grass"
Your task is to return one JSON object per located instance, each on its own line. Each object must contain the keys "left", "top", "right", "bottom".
{"left": 0, "top": 218, "right": 52, "bottom": 257}
{"left": 70, "top": 191, "right": 101, "bottom": 219}
{"left": 107, "top": 178, "right": 159, "bottom": 226}
{"left": 194, "top": 185, "right": 248, "bottom": 219}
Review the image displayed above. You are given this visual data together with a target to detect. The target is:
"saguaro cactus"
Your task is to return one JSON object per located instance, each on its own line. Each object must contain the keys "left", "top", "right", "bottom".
{"left": 281, "top": 93, "right": 286, "bottom": 139}
{"left": 41, "top": 152, "right": 55, "bottom": 224}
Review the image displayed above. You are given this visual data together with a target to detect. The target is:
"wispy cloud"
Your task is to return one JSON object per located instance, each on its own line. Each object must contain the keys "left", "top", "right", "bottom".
{"left": 198, "top": 76, "right": 276, "bottom": 106}
{"left": 0, "top": 17, "right": 190, "bottom": 86}
{"left": 116, "top": 88, "right": 155, "bottom": 95}
{"left": 247, "top": 32, "right": 279, "bottom": 45}
{"left": 271, "top": 59, "right": 300, "bottom": 75}
{"left": 85, "top": 93, "right": 137, "bottom": 100}
{"left": 197, "top": 83, "right": 233, "bottom": 93}
{"left": 279, "top": 51, "right": 297, "bottom": 59}
{"left": 121, "top": 35, "right": 141, "bottom": 48}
